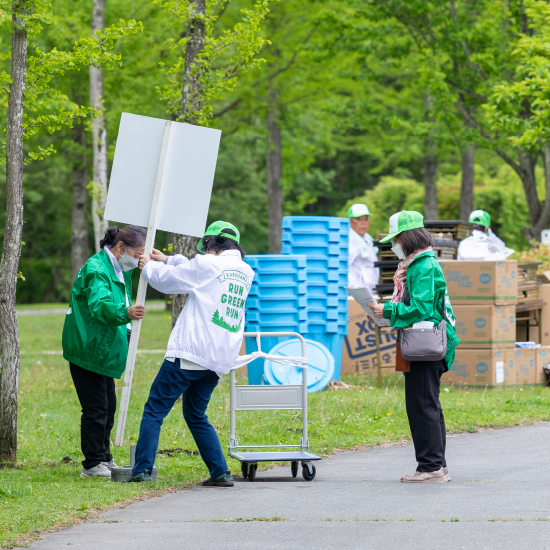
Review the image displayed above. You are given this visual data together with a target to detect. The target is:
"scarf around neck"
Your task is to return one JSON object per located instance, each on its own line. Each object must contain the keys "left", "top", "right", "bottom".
{"left": 390, "top": 247, "right": 433, "bottom": 304}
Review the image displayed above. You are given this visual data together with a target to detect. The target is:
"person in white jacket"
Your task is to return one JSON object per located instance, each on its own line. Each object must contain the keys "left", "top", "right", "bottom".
{"left": 347, "top": 203, "right": 380, "bottom": 289}
{"left": 457, "top": 209, "right": 514, "bottom": 261}
{"left": 128, "top": 221, "right": 254, "bottom": 486}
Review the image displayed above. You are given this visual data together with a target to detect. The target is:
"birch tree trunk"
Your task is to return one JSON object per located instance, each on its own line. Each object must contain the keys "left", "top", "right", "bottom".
{"left": 460, "top": 144, "right": 475, "bottom": 222}
{"left": 171, "top": 0, "right": 206, "bottom": 328}
{"left": 90, "top": 0, "right": 108, "bottom": 252}
{"left": 71, "top": 121, "right": 89, "bottom": 281}
{"left": 0, "top": 1, "right": 28, "bottom": 463}
{"left": 266, "top": 85, "right": 283, "bottom": 254}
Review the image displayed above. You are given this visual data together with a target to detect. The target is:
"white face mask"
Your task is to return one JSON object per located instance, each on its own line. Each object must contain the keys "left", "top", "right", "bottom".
{"left": 391, "top": 242, "right": 406, "bottom": 260}
{"left": 119, "top": 246, "right": 139, "bottom": 272}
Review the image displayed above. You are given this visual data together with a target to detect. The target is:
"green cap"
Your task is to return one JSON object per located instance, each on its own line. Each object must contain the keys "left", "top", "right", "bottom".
{"left": 347, "top": 203, "right": 371, "bottom": 218}
{"left": 469, "top": 209, "right": 491, "bottom": 228}
{"left": 379, "top": 211, "right": 424, "bottom": 243}
{"left": 197, "top": 220, "right": 240, "bottom": 253}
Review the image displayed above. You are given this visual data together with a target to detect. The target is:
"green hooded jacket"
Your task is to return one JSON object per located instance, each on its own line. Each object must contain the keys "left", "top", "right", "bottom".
{"left": 62, "top": 249, "right": 132, "bottom": 378}
{"left": 382, "top": 250, "right": 460, "bottom": 370}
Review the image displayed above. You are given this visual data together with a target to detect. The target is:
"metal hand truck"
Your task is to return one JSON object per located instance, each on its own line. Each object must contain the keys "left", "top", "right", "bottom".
{"left": 229, "top": 332, "right": 321, "bottom": 482}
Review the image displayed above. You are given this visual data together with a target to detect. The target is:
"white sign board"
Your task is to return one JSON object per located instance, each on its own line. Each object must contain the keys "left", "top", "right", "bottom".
{"left": 542, "top": 229, "right": 550, "bottom": 246}
{"left": 104, "top": 113, "right": 221, "bottom": 237}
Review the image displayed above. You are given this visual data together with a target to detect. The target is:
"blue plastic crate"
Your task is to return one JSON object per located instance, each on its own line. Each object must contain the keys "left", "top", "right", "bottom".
{"left": 245, "top": 309, "right": 309, "bottom": 325}
{"left": 304, "top": 269, "right": 348, "bottom": 285}
{"left": 281, "top": 243, "right": 348, "bottom": 257}
{"left": 306, "top": 296, "right": 348, "bottom": 310}
{"left": 248, "top": 283, "right": 307, "bottom": 298}
{"left": 306, "top": 309, "right": 348, "bottom": 324}
{"left": 245, "top": 254, "right": 307, "bottom": 271}
{"left": 251, "top": 270, "right": 307, "bottom": 285}
{"left": 282, "top": 216, "right": 350, "bottom": 234}
{"left": 306, "top": 320, "right": 348, "bottom": 335}
{"left": 305, "top": 256, "right": 348, "bottom": 272}
{"left": 282, "top": 231, "right": 349, "bottom": 248}
{"left": 246, "top": 295, "right": 308, "bottom": 310}
{"left": 306, "top": 283, "right": 348, "bottom": 298}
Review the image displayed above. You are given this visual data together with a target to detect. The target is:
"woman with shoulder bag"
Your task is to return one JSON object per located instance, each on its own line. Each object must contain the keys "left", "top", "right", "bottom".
{"left": 371, "top": 211, "right": 460, "bottom": 483}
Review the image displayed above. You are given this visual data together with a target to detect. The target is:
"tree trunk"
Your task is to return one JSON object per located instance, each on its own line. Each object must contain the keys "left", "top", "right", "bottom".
{"left": 266, "top": 86, "right": 283, "bottom": 253}
{"left": 0, "top": 1, "right": 28, "bottom": 463}
{"left": 90, "top": 0, "right": 108, "bottom": 252}
{"left": 460, "top": 144, "right": 475, "bottom": 222}
{"left": 71, "top": 122, "right": 89, "bottom": 281}
{"left": 532, "top": 144, "right": 550, "bottom": 241}
{"left": 423, "top": 140, "right": 439, "bottom": 220}
{"left": 517, "top": 151, "right": 542, "bottom": 240}
{"left": 423, "top": 93, "right": 439, "bottom": 220}
{"left": 171, "top": 0, "right": 206, "bottom": 328}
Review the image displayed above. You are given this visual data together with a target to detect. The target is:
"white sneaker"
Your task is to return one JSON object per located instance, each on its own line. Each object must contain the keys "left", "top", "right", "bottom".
{"left": 101, "top": 459, "right": 118, "bottom": 470}
{"left": 80, "top": 463, "right": 112, "bottom": 478}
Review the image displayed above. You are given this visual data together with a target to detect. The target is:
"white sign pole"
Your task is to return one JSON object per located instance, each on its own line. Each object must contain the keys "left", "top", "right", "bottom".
{"left": 114, "top": 120, "right": 172, "bottom": 447}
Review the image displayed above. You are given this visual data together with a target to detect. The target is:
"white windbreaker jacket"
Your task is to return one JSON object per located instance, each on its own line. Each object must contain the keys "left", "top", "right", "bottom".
{"left": 142, "top": 250, "right": 255, "bottom": 375}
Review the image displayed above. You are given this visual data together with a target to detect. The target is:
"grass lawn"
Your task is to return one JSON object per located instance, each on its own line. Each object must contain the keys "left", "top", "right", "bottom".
{"left": 2, "top": 304, "right": 550, "bottom": 547}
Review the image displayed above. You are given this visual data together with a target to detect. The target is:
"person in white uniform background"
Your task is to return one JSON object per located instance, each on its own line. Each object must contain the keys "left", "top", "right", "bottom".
{"left": 347, "top": 203, "right": 380, "bottom": 289}
{"left": 457, "top": 209, "right": 514, "bottom": 261}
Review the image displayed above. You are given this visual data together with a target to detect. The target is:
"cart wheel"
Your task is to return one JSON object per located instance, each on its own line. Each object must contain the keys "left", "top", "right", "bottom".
{"left": 248, "top": 463, "right": 257, "bottom": 482}
{"left": 241, "top": 462, "right": 248, "bottom": 479}
{"left": 302, "top": 463, "right": 316, "bottom": 481}
{"left": 291, "top": 461, "right": 299, "bottom": 478}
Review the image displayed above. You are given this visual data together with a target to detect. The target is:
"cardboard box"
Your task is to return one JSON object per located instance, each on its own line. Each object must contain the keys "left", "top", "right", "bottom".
{"left": 540, "top": 284, "right": 550, "bottom": 346}
{"left": 341, "top": 298, "right": 398, "bottom": 374}
{"left": 439, "top": 260, "right": 518, "bottom": 305}
{"left": 454, "top": 305, "right": 516, "bottom": 349}
{"left": 513, "top": 348, "right": 536, "bottom": 387}
{"left": 441, "top": 348, "right": 516, "bottom": 388}
{"left": 535, "top": 346, "right": 550, "bottom": 386}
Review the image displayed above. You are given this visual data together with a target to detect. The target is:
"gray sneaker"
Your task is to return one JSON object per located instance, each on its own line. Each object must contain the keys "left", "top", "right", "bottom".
{"left": 101, "top": 459, "right": 118, "bottom": 470}
{"left": 401, "top": 468, "right": 449, "bottom": 483}
{"left": 80, "top": 463, "right": 111, "bottom": 478}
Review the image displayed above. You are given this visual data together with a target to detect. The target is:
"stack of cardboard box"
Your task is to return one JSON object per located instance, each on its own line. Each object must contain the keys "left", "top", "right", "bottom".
{"left": 341, "top": 260, "right": 549, "bottom": 387}
{"left": 439, "top": 260, "right": 538, "bottom": 388}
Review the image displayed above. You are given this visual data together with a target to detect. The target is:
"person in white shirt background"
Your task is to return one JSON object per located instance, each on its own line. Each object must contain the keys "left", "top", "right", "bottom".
{"left": 127, "top": 221, "right": 254, "bottom": 487}
{"left": 347, "top": 203, "right": 380, "bottom": 289}
{"left": 457, "top": 209, "right": 514, "bottom": 261}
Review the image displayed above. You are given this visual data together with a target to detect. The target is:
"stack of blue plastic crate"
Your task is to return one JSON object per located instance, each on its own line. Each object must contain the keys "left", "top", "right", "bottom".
{"left": 244, "top": 254, "right": 309, "bottom": 384}
{"left": 281, "top": 216, "right": 349, "bottom": 380}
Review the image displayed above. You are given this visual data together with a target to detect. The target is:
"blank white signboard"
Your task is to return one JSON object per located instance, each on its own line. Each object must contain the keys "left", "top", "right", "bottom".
{"left": 104, "top": 113, "right": 221, "bottom": 237}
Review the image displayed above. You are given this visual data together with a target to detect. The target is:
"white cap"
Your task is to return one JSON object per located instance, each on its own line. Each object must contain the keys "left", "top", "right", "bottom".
{"left": 347, "top": 204, "right": 371, "bottom": 218}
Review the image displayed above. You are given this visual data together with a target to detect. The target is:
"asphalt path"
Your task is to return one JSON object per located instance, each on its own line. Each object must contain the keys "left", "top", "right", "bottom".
{"left": 30, "top": 423, "right": 550, "bottom": 550}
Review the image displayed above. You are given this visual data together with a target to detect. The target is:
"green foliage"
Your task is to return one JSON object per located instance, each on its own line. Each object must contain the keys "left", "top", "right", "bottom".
{"left": 339, "top": 165, "right": 531, "bottom": 251}
{"left": 157, "top": 0, "right": 270, "bottom": 125}
{"left": 484, "top": 0, "right": 550, "bottom": 150}
{"left": 0, "top": 1, "right": 143, "bottom": 162}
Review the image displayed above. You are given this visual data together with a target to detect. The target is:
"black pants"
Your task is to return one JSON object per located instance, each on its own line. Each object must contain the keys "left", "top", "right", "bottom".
{"left": 70, "top": 363, "right": 116, "bottom": 469}
{"left": 404, "top": 359, "right": 447, "bottom": 472}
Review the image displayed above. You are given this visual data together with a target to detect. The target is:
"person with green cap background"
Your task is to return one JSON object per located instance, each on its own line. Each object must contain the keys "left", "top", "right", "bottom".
{"left": 370, "top": 211, "right": 460, "bottom": 483}
{"left": 457, "top": 209, "right": 514, "bottom": 261}
{"left": 128, "top": 221, "right": 254, "bottom": 486}
{"left": 347, "top": 203, "right": 379, "bottom": 289}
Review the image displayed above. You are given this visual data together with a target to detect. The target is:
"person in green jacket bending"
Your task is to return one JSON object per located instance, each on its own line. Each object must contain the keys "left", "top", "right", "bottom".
{"left": 63, "top": 225, "right": 146, "bottom": 478}
{"left": 371, "top": 211, "right": 460, "bottom": 484}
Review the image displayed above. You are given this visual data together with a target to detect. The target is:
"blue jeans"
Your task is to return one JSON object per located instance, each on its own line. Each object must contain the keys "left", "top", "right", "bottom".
{"left": 133, "top": 359, "right": 228, "bottom": 478}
